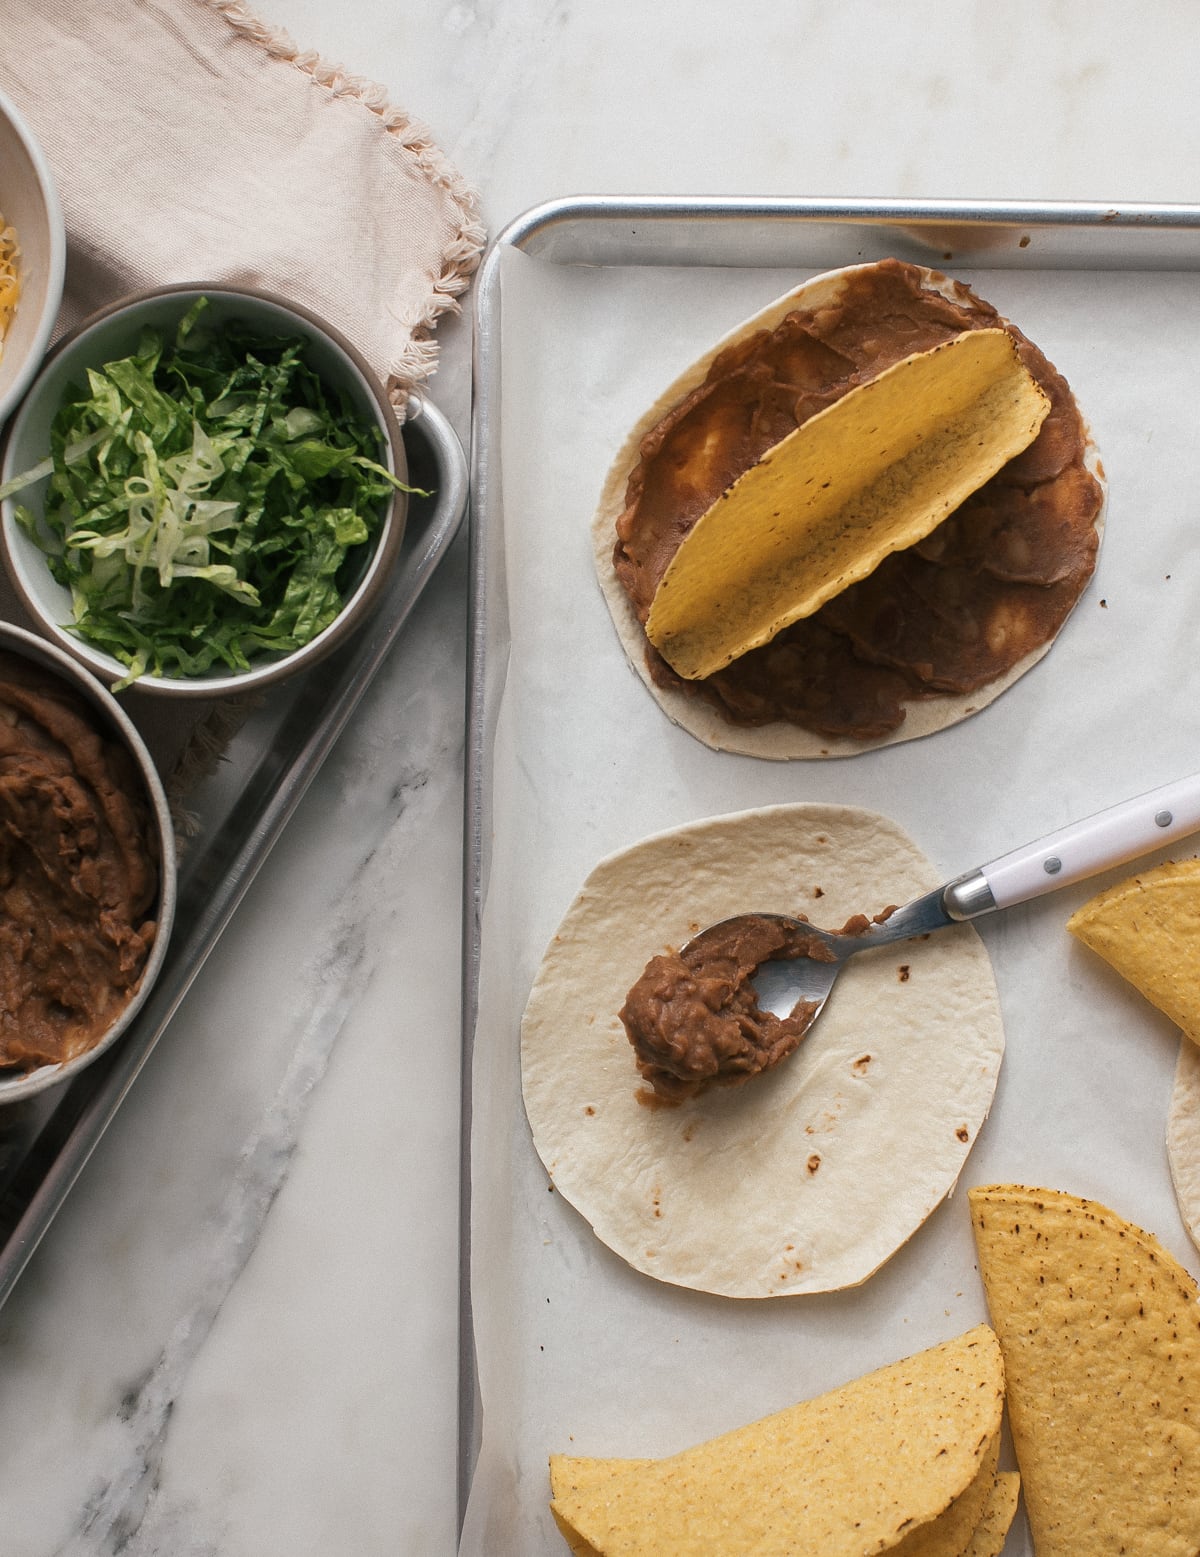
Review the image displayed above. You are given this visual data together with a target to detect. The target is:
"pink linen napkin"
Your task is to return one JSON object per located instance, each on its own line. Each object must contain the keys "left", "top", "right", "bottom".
{"left": 0, "top": 0, "right": 484, "bottom": 803}
{"left": 0, "top": 0, "right": 485, "bottom": 412}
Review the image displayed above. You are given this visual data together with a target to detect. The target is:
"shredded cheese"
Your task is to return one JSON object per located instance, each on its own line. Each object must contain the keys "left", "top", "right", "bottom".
{"left": 0, "top": 217, "right": 20, "bottom": 362}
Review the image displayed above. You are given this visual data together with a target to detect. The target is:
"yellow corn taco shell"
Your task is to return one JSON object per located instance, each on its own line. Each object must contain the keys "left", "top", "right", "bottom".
{"left": 550, "top": 1459, "right": 635, "bottom": 1557}
{"left": 1170, "top": 1036, "right": 1200, "bottom": 1255}
{"left": 1066, "top": 857, "right": 1200, "bottom": 1043}
{"left": 548, "top": 1325, "right": 1004, "bottom": 1557}
{"left": 551, "top": 1458, "right": 1018, "bottom": 1557}
{"left": 1068, "top": 860, "right": 1200, "bottom": 1265}
{"left": 962, "top": 1471, "right": 1020, "bottom": 1557}
{"left": 551, "top": 1451, "right": 1010, "bottom": 1557}
{"left": 885, "top": 1433, "right": 999, "bottom": 1557}
{"left": 644, "top": 327, "right": 1050, "bottom": 681}
{"left": 970, "top": 1183, "right": 1200, "bottom": 1556}
{"left": 550, "top": 1515, "right": 601, "bottom": 1557}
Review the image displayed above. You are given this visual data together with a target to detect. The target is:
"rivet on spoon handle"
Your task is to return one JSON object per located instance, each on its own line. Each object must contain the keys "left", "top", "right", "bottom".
{"left": 944, "top": 770, "right": 1200, "bottom": 920}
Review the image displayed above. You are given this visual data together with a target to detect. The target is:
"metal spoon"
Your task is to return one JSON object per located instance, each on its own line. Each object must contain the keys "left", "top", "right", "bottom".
{"left": 689, "top": 769, "right": 1200, "bottom": 1022}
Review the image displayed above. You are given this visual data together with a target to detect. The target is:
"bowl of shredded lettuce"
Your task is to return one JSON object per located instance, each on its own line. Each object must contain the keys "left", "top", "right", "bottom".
{"left": 0, "top": 285, "right": 411, "bottom": 695}
{"left": 0, "top": 87, "right": 66, "bottom": 428}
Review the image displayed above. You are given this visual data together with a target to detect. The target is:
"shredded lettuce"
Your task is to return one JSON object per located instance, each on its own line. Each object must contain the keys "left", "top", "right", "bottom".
{"left": 9, "top": 298, "right": 417, "bottom": 684}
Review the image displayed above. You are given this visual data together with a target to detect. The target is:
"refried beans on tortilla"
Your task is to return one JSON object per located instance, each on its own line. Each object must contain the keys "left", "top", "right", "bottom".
{"left": 0, "top": 651, "right": 159, "bottom": 1072}
{"left": 606, "top": 258, "right": 1103, "bottom": 745}
{"left": 619, "top": 914, "right": 829, "bottom": 1101}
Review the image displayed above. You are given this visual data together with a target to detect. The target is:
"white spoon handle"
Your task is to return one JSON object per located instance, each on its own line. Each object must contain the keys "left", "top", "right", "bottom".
{"left": 942, "top": 770, "right": 1200, "bottom": 920}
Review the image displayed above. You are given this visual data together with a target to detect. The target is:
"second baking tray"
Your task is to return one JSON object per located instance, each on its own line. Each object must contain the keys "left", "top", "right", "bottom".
{"left": 0, "top": 395, "right": 468, "bottom": 1311}
{"left": 462, "top": 197, "right": 1200, "bottom": 1554}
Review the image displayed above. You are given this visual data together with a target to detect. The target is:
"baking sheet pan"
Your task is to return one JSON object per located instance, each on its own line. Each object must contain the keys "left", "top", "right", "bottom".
{"left": 462, "top": 198, "right": 1200, "bottom": 1553}
{"left": 0, "top": 396, "right": 468, "bottom": 1310}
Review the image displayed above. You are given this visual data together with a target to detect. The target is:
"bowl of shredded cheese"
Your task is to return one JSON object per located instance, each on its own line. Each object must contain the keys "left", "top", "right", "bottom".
{"left": 0, "top": 87, "right": 65, "bottom": 428}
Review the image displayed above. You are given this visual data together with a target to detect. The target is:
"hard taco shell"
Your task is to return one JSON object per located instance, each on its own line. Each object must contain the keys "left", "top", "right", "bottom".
{"left": 594, "top": 260, "right": 1104, "bottom": 759}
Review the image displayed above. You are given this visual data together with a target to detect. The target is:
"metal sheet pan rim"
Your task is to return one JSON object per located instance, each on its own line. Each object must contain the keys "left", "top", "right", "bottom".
{"left": 494, "top": 190, "right": 1200, "bottom": 247}
{"left": 0, "top": 396, "right": 468, "bottom": 1313}
{"left": 460, "top": 192, "right": 1200, "bottom": 1542}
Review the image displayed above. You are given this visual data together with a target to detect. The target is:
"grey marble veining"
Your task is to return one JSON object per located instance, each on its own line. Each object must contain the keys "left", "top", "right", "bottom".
{"left": 5, "top": 1, "right": 1200, "bottom": 1553}
{"left": 0, "top": 539, "right": 467, "bottom": 1555}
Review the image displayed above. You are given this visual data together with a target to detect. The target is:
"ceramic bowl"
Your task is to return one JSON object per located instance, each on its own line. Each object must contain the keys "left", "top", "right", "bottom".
{"left": 0, "top": 87, "right": 66, "bottom": 428}
{"left": 0, "top": 622, "right": 177, "bottom": 1104}
{"left": 0, "top": 284, "right": 408, "bottom": 696}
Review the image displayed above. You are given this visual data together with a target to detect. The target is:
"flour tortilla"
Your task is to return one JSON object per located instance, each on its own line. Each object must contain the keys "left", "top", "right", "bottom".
{"left": 1169, "top": 1036, "right": 1200, "bottom": 1256}
{"left": 592, "top": 261, "right": 1104, "bottom": 760}
{"left": 520, "top": 804, "right": 1004, "bottom": 1298}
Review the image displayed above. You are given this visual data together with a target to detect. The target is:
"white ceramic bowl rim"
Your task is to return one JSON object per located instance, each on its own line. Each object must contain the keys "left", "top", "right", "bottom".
{"left": 0, "top": 85, "right": 66, "bottom": 426}
{"left": 0, "top": 621, "right": 178, "bottom": 1104}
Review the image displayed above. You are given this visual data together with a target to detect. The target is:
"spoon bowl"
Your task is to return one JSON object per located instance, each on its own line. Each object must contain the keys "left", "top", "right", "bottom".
{"left": 684, "top": 885, "right": 954, "bottom": 1023}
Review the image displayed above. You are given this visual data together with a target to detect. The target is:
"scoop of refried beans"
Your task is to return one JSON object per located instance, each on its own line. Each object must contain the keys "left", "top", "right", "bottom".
{"left": 612, "top": 258, "right": 1103, "bottom": 740}
{"left": 0, "top": 653, "right": 159, "bottom": 1071}
{"left": 619, "top": 914, "right": 839, "bottom": 1101}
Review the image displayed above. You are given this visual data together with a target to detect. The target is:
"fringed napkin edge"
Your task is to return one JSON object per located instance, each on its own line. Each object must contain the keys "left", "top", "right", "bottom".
{"left": 206, "top": 0, "right": 487, "bottom": 414}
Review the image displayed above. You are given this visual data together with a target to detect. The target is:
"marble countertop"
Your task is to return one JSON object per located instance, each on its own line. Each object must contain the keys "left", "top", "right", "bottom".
{"left": 4, "top": 3, "right": 1200, "bottom": 1553}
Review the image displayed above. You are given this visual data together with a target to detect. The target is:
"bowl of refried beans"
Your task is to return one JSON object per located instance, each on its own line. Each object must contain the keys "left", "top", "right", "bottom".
{"left": 0, "top": 622, "right": 176, "bottom": 1102}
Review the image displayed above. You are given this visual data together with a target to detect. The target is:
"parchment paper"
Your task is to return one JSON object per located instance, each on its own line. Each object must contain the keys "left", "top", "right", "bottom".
{"left": 462, "top": 247, "right": 1200, "bottom": 1556}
